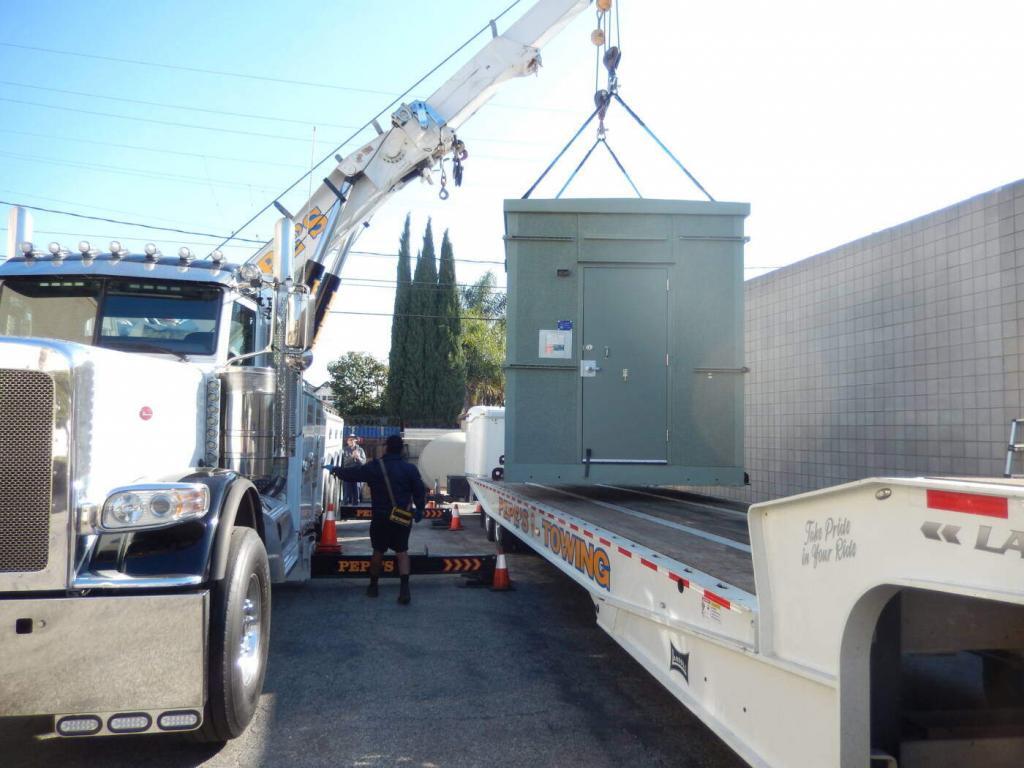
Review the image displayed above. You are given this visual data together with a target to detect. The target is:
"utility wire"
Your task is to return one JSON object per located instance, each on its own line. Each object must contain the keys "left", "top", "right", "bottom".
{"left": 0, "top": 79, "right": 360, "bottom": 130}
{"left": 330, "top": 309, "right": 505, "bottom": 322}
{"left": 0, "top": 200, "right": 265, "bottom": 243}
{"left": 349, "top": 249, "right": 505, "bottom": 266}
{"left": 0, "top": 149, "right": 280, "bottom": 192}
{"left": 0, "top": 127, "right": 307, "bottom": 169}
{"left": 0, "top": 45, "right": 573, "bottom": 114}
{"left": 0, "top": 95, "right": 351, "bottom": 145}
{"left": 0, "top": 201, "right": 510, "bottom": 265}
{"left": 217, "top": 0, "right": 528, "bottom": 249}
{"left": 0, "top": 223, "right": 783, "bottom": 273}
{"left": 0, "top": 42, "right": 396, "bottom": 96}
{"left": 1, "top": 187, "right": 227, "bottom": 229}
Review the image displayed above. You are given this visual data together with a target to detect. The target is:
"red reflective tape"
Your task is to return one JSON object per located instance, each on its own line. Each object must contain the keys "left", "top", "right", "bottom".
{"left": 704, "top": 592, "right": 731, "bottom": 610}
{"left": 927, "top": 490, "right": 1008, "bottom": 519}
{"left": 558, "top": 518, "right": 567, "bottom": 526}
{"left": 583, "top": 530, "right": 594, "bottom": 538}
{"left": 618, "top": 546, "right": 633, "bottom": 558}
{"left": 599, "top": 537, "right": 611, "bottom": 546}
{"left": 640, "top": 557, "right": 658, "bottom": 571}
{"left": 569, "top": 523, "right": 579, "bottom": 532}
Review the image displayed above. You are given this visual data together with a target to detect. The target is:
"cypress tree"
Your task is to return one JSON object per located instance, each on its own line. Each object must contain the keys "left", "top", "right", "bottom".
{"left": 385, "top": 214, "right": 413, "bottom": 420}
{"left": 435, "top": 229, "right": 466, "bottom": 424}
{"left": 405, "top": 220, "right": 439, "bottom": 421}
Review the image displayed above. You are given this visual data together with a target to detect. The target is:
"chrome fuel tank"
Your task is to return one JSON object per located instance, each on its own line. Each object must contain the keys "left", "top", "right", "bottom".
{"left": 219, "top": 366, "right": 276, "bottom": 483}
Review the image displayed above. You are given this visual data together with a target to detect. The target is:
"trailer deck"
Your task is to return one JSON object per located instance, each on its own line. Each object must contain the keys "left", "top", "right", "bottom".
{"left": 503, "top": 482, "right": 756, "bottom": 594}
{"left": 470, "top": 475, "right": 1024, "bottom": 767}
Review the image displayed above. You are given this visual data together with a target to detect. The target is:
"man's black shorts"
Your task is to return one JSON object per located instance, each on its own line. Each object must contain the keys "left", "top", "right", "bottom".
{"left": 369, "top": 513, "right": 412, "bottom": 553}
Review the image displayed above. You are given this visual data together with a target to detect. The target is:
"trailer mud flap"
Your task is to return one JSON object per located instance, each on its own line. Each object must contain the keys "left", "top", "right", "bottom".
{"left": 311, "top": 553, "right": 495, "bottom": 580}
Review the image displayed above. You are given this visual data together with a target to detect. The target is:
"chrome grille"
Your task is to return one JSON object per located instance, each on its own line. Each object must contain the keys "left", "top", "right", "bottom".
{"left": 0, "top": 369, "right": 54, "bottom": 573}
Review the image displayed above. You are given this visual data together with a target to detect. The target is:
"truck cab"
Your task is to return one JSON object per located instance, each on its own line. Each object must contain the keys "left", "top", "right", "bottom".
{"left": 0, "top": 229, "right": 333, "bottom": 741}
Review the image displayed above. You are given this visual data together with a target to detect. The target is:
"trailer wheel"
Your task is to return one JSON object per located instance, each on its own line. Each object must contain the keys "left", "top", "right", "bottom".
{"left": 495, "top": 523, "right": 518, "bottom": 553}
{"left": 485, "top": 514, "right": 496, "bottom": 542}
{"left": 983, "top": 652, "right": 1024, "bottom": 708}
{"left": 196, "top": 527, "right": 271, "bottom": 743}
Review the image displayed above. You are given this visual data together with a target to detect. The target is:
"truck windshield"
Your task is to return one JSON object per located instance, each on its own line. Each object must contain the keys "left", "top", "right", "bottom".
{"left": 0, "top": 278, "right": 100, "bottom": 345}
{"left": 0, "top": 277, "right": 222, "bottom": 356}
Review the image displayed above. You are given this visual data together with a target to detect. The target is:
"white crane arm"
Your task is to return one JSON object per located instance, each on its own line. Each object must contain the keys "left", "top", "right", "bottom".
{"left": 246, "top": 0, "right": 592, "bottom": 337}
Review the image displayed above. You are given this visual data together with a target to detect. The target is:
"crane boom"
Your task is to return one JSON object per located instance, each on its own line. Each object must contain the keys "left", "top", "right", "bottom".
{"left": 247, "top": 0, "right": 591, "bottom": 338}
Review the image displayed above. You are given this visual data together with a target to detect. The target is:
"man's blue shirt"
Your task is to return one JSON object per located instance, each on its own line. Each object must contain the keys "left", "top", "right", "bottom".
{"left": 334, "top": 454, "right": 426, "bottom": 517}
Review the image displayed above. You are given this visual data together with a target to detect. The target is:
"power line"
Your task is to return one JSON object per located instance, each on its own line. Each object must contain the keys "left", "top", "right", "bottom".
{"left": 0, "top": 200, "right": 266, "bottom": 243}
{"left": 0, "top": 226, "right": 254, "bottom": 250}
{"left": 0, "top": 79, "right": 360, "bottom": 130}
{"left": 218, "top": 0, "right": 529, "bottom": 248}
{"left": 0, "top": 149, "right": 281, "bottom": 192}
{"left": 0, "top": 96, "right": 356, "bottom": 145}
{"left": 348, "top": 249, "right": 506, "bottom": 266}
{"left": 1, "top": 187, "right": 227, "bottom": 229}
{"left": 0, "top": 200, "right": 515, "bottom": 263}
{"left": 0, "top": 128, "right": 307, "bottom": 169}
{"left": 0, "top": 42, "right": 397, "bottom": 97}
{"left": 0, "top": 43, "right": 574, "bottom": 115}
{"left": 339, "top": 277, "right": 507, "bottom": 292}
{"left": 330, "top": 309, "right": 505, "bottom": 322}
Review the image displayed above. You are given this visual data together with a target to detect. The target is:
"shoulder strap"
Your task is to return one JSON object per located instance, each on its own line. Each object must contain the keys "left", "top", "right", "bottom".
{"left": 377, "top": 458, "right": 398, "bottom": 509}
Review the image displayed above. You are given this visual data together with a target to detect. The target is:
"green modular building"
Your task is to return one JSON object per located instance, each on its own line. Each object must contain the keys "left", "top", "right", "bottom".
{"left": 503, "top": 198, "right": 749, "bottom": 486}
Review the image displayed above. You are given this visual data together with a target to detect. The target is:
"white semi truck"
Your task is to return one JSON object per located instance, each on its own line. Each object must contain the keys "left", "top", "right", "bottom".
{"left": 0, "top": 0, "right": 594, "bottom": 741}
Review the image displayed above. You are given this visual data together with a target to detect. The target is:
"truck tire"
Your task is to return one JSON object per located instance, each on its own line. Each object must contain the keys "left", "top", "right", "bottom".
{"left": 485, "top": 514, "right": 496, "bottom": 542}
{"left": 197, "top": 527, "right": 271, "bottom": 742}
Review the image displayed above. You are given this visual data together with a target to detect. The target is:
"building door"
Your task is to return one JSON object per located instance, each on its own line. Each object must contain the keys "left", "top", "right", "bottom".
{"left": 581, "top": 266, "right": 668, "bottom": 463}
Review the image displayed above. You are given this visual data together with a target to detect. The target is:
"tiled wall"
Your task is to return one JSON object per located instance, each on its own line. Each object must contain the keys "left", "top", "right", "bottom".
{"left": 698, "top": 179, "right": 1024, "bottom": 504}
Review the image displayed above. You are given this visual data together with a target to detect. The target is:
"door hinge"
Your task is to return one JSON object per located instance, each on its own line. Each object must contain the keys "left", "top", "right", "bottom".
{"left": 666, "top": 278, "right": 670, "bottom": 291}
{"left": 665, "top": 353, "right": 669, "bottom": 367}
{"left": 666, "top": 428, "right": 670, "bottom": 443}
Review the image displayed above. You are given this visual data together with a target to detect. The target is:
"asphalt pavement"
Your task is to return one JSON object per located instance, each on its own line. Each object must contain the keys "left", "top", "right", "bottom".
{"left": 0, "top": 513, "right": 745, "bottom": 768}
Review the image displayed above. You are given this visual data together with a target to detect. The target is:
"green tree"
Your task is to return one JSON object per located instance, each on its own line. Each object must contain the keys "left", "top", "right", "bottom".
{"left": 433, "top": 229, "right": 466, "bottom": 424}
{"left": 460, "top": 271, "right": 506, "bottom": 406}
{"left": 327, "top": 351, "right": 389, "bottom": 416}
{"left": 404, "top": 219, "right": 439, "bottom": 419}
{"left": 385, "top": 214, "right": 413, "bottom": 419}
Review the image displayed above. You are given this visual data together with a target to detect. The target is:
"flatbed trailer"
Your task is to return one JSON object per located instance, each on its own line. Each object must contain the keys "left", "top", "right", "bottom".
{"left": 469, "top": 477, "right": 1024, "bottom": 768}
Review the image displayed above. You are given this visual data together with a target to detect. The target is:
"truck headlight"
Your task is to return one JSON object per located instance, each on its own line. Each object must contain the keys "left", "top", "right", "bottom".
{"left": 101, "top": 484, "right": 210, "bottom": 530}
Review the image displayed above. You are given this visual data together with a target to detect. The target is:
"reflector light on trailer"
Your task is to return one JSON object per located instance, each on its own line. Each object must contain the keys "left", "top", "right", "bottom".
{"left": 56, "top": 715, "right": 102, "bottom": 736}
{"left": 108, "top": 713, "right": 151, "bottom": 733}
{"left": 926, "top": 490, "right": 1008, "bottom": 519}
{"left": 157, "top": 710, "right": 201, "bottom": 731}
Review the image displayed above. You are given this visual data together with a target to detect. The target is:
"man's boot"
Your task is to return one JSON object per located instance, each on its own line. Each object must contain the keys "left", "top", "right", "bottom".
{"left": 397, "top": 575, "right": 411, "bottom": 605}
{"left": 367, "top": 552, "right": 382, "bottom": 598}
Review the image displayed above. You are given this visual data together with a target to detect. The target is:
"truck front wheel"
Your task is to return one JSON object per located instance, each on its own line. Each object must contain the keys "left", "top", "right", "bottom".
{"left": 198, "top": 527, "right": 271, "bottom": 742}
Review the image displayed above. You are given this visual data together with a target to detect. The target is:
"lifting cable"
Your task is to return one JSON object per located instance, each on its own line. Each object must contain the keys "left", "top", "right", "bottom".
{"left": 523, "top": 0, "right": 714, "bottom": 201}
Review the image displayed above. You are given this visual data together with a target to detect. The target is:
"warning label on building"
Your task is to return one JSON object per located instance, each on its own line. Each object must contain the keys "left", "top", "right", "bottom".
{"left": 539, "top": 329, "right": 572, "bottom": 359}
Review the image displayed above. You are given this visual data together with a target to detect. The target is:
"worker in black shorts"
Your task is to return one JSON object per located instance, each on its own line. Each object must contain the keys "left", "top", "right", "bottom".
{"left": 327, "top": 435, "right": 426, "bottom": 604}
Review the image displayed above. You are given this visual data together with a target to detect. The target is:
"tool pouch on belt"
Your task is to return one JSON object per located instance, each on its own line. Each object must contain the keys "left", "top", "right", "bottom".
{"left": 379, "top": 459, "right": 412, "bottom": 527}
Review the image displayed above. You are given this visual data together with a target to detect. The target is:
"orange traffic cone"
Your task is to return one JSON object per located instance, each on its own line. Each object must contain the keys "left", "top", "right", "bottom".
{"left": 491, "top": 552, "right": 511, "bottom": 591}
{"left": 316, "top": 506, "right": 342, "bottom": 554}
{"left": 448, "top": 504, "right": 463, "bottom": 531}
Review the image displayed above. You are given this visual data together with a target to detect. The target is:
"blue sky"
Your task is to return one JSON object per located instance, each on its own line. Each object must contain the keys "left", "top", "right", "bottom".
{"left": 1, "top": 0, "right": 1022, "bottom": 384}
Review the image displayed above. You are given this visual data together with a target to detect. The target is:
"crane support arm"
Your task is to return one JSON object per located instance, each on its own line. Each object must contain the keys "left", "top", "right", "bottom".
{"left": 247, "top": 0, "right": 591, "bottom": 339}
